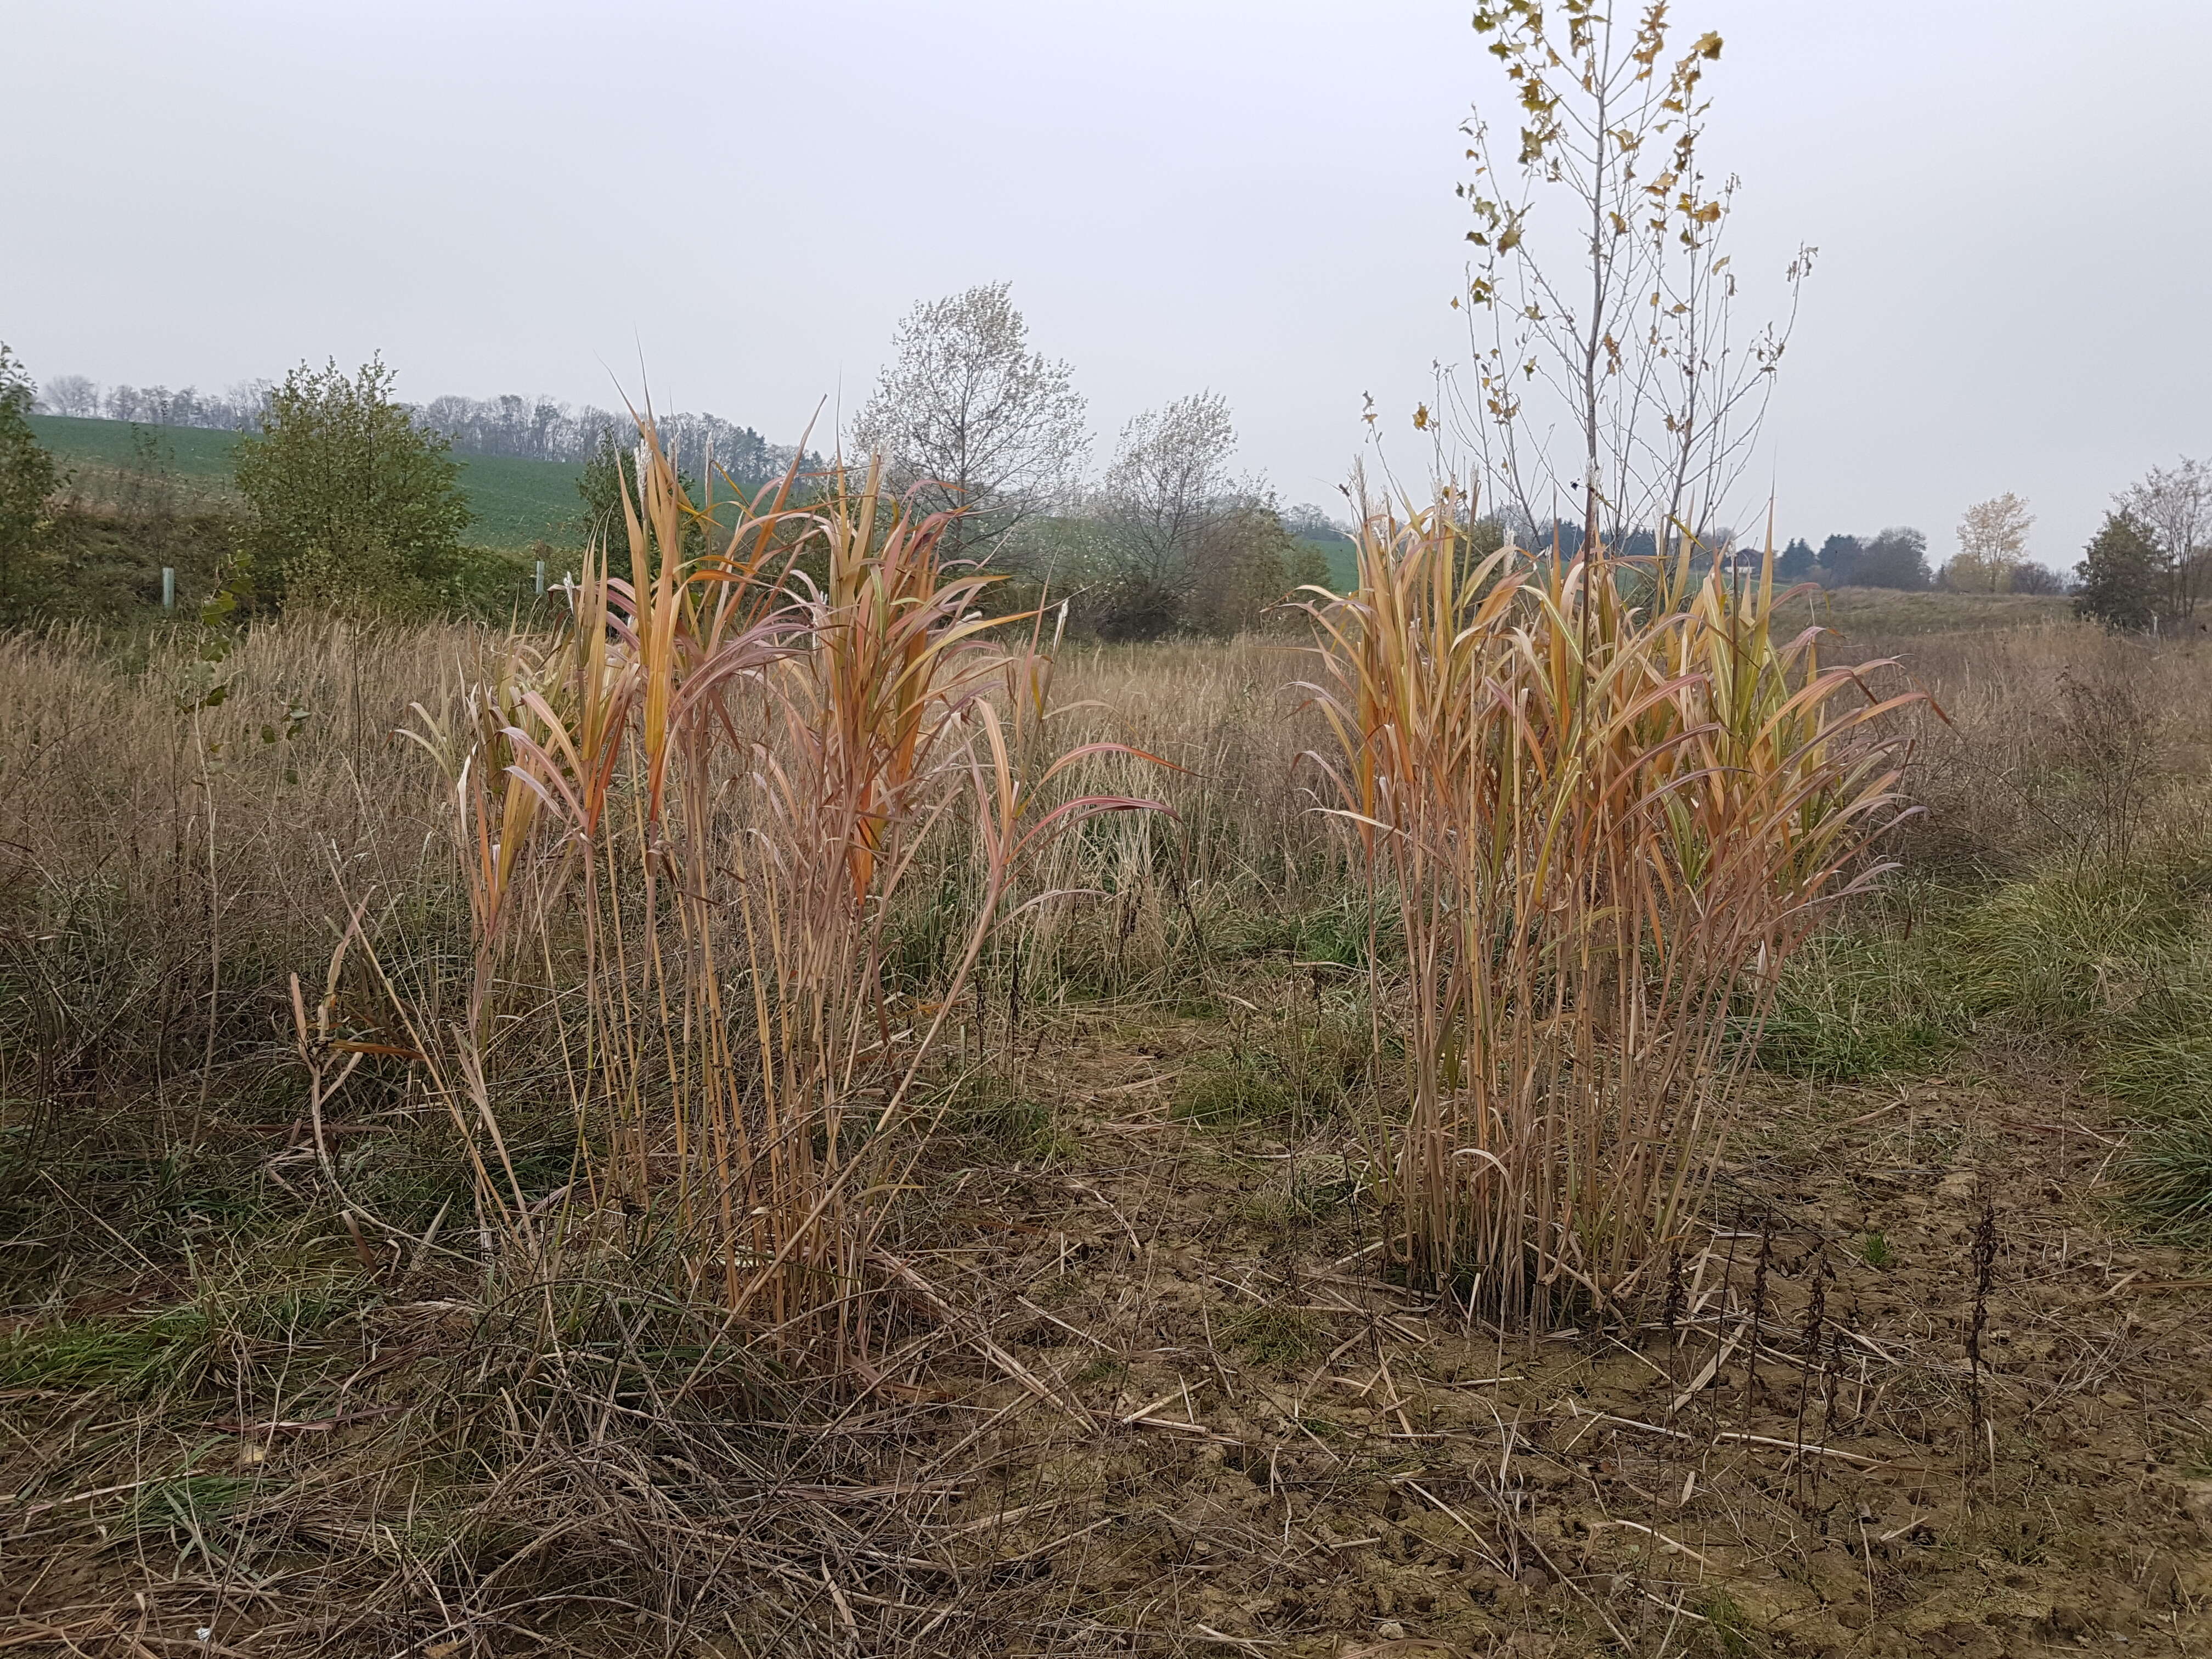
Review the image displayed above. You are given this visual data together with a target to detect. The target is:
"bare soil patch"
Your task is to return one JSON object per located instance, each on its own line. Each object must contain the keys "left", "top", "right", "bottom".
{"left": 9, "top": 1013, "right": 2206, "bottom": 1657}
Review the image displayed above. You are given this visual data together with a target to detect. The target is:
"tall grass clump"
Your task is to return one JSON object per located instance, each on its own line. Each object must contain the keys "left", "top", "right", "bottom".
{"left": 396, "top": 432, "right": 1153, "bottom": 1359}
{"left": 1301, "top": 506, "right": 1923, "bottom": 1323}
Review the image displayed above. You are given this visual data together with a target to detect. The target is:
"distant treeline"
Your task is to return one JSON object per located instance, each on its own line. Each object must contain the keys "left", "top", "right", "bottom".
{"left": 1442, "top": 520, "right": 2016, "bottom": 594}
{"left": 32, "top": 373, "right": 806, "bottom": 486}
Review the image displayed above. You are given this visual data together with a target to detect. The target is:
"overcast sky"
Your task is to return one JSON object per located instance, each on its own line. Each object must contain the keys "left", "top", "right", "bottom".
{"left": 5, "top": 1, "right": 2208, "bottom": 568}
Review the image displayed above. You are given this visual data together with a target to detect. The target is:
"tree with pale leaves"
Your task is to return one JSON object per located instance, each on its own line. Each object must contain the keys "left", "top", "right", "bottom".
{"left": 1096, "top": 392, "right": 1239, "bottom": 590}
{"left": 1452, "top": 4, "right": 1809, "bottom": 552}
{"left": 1082, "top": 391, "right": 1314, "bottom": 638}
{"left": 1945, "top": 492, "right": 2034, "bottom": 592}
{"left": 850, "top": 283, "right": 1087, "bottom": 561}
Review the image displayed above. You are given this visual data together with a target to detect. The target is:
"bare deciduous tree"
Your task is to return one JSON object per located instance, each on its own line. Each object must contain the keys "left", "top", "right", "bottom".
{"left": 1097, "top": 392, "right": 1239, "bottom": 586}
{"left": 1948, "top": 492, "right": 2034, "bottom": 591}
{"left": 1448, "top": 5, "right": 1809, "bottom": 551}
{"left": 40, "top": 374, "right": 99, "bottom": 419}
{"left": 1071, "top": 392, "right": 1256, "bottom": 639}
{"left": 2115, "top": 458, "right": 2212, "bottom": 623}
{"left": 850, "top": 282, "right": 1087, "bottom": 560}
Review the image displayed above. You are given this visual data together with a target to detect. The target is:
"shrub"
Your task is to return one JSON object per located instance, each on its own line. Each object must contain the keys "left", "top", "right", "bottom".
{"left": 0, "top": 341, "right": 60, "bottom": 614}
{"left": 2074, "top": 509, "right": 2164, "bottom": 633}
{"left": 234, "top": 357, "right": 472, "bottom": 609}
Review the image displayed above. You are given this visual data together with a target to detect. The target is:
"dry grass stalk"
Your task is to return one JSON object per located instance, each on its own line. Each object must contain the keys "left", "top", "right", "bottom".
{"left": 1299, "top": 503, "right": 1925, "bottom": 1324}
{"left": 394, "top": 432, "right": 1158, "bottom": 1355}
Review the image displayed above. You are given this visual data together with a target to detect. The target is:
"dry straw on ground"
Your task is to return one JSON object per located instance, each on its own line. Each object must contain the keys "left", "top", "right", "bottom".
{"left": 6, "top": 539, "right": 2212, "bottom": 1654}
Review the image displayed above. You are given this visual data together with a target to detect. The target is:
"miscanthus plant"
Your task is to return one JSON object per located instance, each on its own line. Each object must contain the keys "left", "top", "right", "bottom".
{"left": 396, "top": 432, "right": 1154, "bottom": 1361}
{"left": 1301, "top": 508, "right": 1923, "bottom": 1325}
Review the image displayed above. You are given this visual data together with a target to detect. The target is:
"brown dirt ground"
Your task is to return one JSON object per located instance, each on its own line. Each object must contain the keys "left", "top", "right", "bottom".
{"left": 877, "top": 1011, "right": 2212, "bottom": 1657}
{"left": 5, "top": 1011, "right": 2210, "bottom": 1657}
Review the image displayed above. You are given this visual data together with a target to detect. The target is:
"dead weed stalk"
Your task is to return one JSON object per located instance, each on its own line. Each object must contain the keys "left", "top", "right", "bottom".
{"left": 1300, "top": 503, "right": 1925, "bottom": 1325}
{"left": 394, "top": 432, "right": 1158, "bottom": 1362}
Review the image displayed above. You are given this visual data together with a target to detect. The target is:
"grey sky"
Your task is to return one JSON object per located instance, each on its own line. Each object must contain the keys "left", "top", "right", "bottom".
{"left": 5, "top": 1, "right": 2208, "bottom": 569}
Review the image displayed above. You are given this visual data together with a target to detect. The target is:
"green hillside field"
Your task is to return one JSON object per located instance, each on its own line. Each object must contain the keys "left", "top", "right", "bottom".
{"left": 1298, "top": 534, "right": 1356, "bottom": 590}
{"left": 29, "top": 415, "right": 587, "bottom": 549}
{"left": 30, "top": 416, "right": 1363, "bottom": 579}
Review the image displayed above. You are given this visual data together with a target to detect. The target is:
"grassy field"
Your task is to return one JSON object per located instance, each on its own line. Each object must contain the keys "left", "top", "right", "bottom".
{"left": 1298, "top": 532, "right": 1357, "bottom": 589}
{"left": 30, "top": 414, "right": 587, "bottom": 549}
{"left": 2, "top": 497, "right": 2208, "bottom": 1656}
{"left": 31, "top": 416, "right": 1369, "bottom": 578}
{"left": 28, "top": 414, "right": 242, "bottom": 483}
{"left": 1807, "top": 583, "right": 2074, "bottom": 640}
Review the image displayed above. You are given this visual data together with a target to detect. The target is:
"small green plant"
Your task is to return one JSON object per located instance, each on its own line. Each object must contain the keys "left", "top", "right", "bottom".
{"left": 1989, "top": 1515, "right": 2052, "bottom": 1566}
{"left": 1226, "top": 1305, "right": 1321, "bottom": 1367}
{"left": 2121, "top": 1115, "right": 2212, "bottom": 1243}
{"left": 1073, "top": 1353, "right": 1126, "bottom": 1389}
{"left": 1697, "top": 1592, "right": 1758, "bottom": 1658}
{"left": 1861, "top": 1232, "right": 1891, "bottom": 1268}
{"left": 949, "top": 1076, "right": 1056, "bottom": 1159}
{"left": 1174, "top": 1058, "right": 1291, "bottom": 1125}
{"left": 1036, "top": 1267, "right": 1086, "bottom": 1307}
{"left": 123, "top": 1474, "right": 247, "bottom": 1552}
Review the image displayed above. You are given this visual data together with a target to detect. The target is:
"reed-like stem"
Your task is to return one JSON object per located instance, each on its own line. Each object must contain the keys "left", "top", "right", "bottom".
{"left": 396, "top": 433, "right": 1159, "bottom": 1359}
{"left": 1301, "top": 506, "right": 1922, "bottom": 1324}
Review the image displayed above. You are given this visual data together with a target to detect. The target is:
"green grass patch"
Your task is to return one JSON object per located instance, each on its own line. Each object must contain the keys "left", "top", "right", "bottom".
{"left": 1808, "top": 585, "right": 2074, "bottom": 639}
{"left": 1760, "top": 867, "right": 2212, "bottom": 1090}
{"left": 0, "top": 1255, "right": 373, "bottom": 1398}
{"left": 1696, "top": 1591, "right": 1760, "bottom": 1658}
{"left": 1175, "top": 1058, "right": 1294, "bottom": 1125}
{"left": 2119, "top": 1116, "right": 2212, "bottom": 1243}
{"left": 1763, "top": 856, "right": 2212, "bottom": 1243}
{"left": 0, "top": 1309, "right": 210, "bottom": 1393}
{"left": 31, "top": 413, "right": 242, "bottom": 482}
{"left": 1945, "top": 871, "right": 2202, "bottom": 1040}
{"left": 1226, "top": 1305, "right": 1323, "bottom": 1367}
{"left": 1758, "top": 924, "right": 1957, "bottom": 1081}
{"left": 946, "top": 1076, "right": 1059, "bottom": 1159}
{"left": 31, "top": 415, "right": 588, "bottom": 549}
{"left": 2092, "top": 1029, "right": 2212, "bottom": 1120}
{"left": 123, "top": 1472, "right": 249, "bottom": 1550}
{"left": 445, "top": 450, "right": 589, "bottom": 548}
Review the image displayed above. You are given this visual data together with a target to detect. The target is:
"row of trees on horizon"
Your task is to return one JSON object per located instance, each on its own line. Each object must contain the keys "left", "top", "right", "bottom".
{"left": 10, "top": 295, "right": 2212, "bottom": 635}
{"left": 32, "top": 370, "right": 806, "bottom": 488}
{"left": 1, "top": 321, "right": 1342, "bottom": 635}
{"left": 13, "top": 289, "right": 1358, "bottom": 637}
